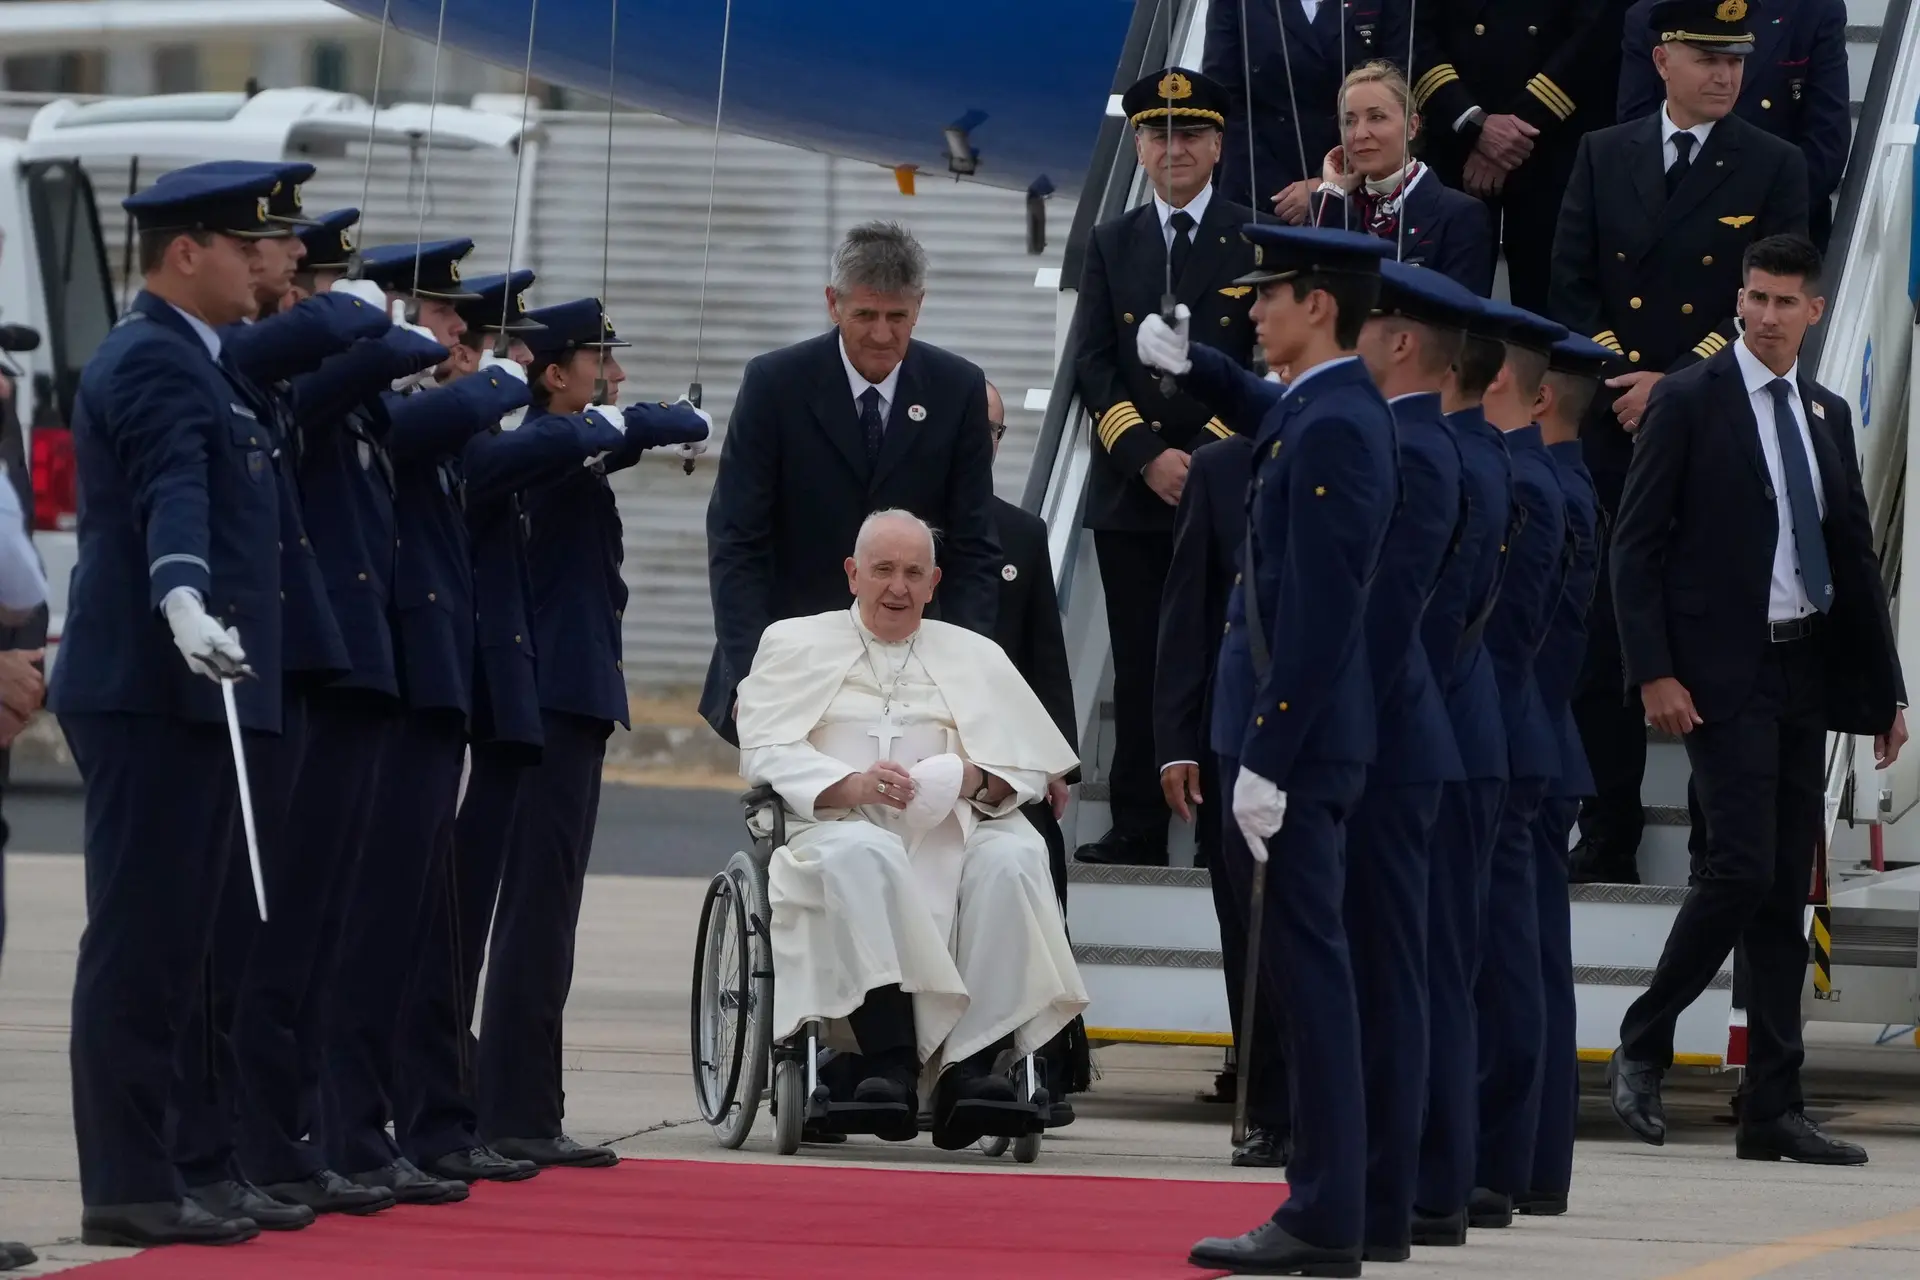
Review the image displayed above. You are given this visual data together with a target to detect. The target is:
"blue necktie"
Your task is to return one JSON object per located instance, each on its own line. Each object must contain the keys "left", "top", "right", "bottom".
{"left": 1769, "top": 377, "right": 1831, "bottom": 613}
{"left": 859, "top": 386, "right": 885, "bottom": 462}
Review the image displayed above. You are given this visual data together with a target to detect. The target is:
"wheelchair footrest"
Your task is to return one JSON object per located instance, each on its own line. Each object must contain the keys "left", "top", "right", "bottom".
{"left": 951, "top": 1097, "right": 1045, "bottom": 1139}
{"left": 816, "top": 1100, "right": 918, "bottom": 1141}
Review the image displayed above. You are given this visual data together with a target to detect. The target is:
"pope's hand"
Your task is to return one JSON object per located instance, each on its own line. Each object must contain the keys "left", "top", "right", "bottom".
{"left": 1231, "top": 766, "right": 1287, "bottom": 864}
{"left": 1137, "top": 305, "right": 1192, "bottom": 376}
{"left": 161, "top": 586, "right": 248, "bottom": 682}
{"left": 861, "top": 761, "right": 916, "bottom": 810}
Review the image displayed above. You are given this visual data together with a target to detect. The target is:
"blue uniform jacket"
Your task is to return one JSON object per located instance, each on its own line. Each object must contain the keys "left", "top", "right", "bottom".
{"left": 1542, "top": 438, "right": 1598, "bottom": 798}
{"left": 1197, "top": 357, "right": 1398, "bottom": 791}
{"left": 224, "top": 292, "right": 391, "bottom": 385}
{"left": 463, "top": 407, "right": 625, "bottom": 753}
{"left": 49, "top": 292, "right": 284, "bottom": 732}
{"left": 1368, "top": 392, "right": 1466, "bottom": 786}
{"left": 1423, "top": 406, "right": 1512, "bottom": 782}
{"left": 1313, "top": 177, "right": 1498, "bottom": 297}
{"left": 1484, "top": 423, "right": 1566, "bottom": 782}
{"left": 385, "top": 371, "right": 532, "bottom": 718}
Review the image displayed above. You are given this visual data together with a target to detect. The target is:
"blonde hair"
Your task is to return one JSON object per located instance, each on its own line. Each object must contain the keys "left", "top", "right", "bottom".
{"left": 1339, "top": 61, "right": 1421, "bottom": 152}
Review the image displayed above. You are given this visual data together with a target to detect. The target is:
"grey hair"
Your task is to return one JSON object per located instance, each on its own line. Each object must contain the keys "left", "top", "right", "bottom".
{"left": 854, "top": 508, "right": 938, "bottom": 565}
{"left": 831, "top": 221, "right": 928, "bottom": 297}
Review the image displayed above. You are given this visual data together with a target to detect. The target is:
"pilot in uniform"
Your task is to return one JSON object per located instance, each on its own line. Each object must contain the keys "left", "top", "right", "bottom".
{"left": 318, "top": 239, "right": 532, "bottom": 1203}
{"left": 1071, "top": 67, "right": 1257, "bottom": 866}
{"left": 1619, "top": 0, "right": 1848, "bottom": 245}
{"left": 1166, "top": 224, "right": 1399, "bottom": 1277}
{"left": 1549, "top": 0, "right": 1809, "bottom": 884}
{"left": 51, "top": 163, "right": 288, "bottom": 1247}
{"left": 476, "top": 300, "right": 709, "bottom": 1166}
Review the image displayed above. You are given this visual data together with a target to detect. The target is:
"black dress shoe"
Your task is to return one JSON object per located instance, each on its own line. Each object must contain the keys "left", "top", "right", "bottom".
{"left": 1363, "top": 1239, "right": 1411, "bottom": 1262}
{"left": 427, "top": 1146, "right": 541, "bottom": 1183}
{"left": 1608, "top": 1047, "right": 1667, "bottom": 1145}
{"left": 1568, "top": 840, "right": 1640, "bottom": 886}
{"left": 1516, "top": 1189, "right": 1569, "bottom": 1216}
{"left": 0, "top": 1242, "right": 37, "bottom": 1270}
{"left": 490, "top": 1134, "right": 620, "bottom": 1168}
{"left": 1073, "top": 832, "right": 1167, "bottom": 866}
{"left": 1188, "top": 1220, "right": 1362, "bottom": 1277}
{"left": 81, "top": 1199, "right": 259, "bottom": 1247}
{"left": 1409, "top": 1208, "right": 1466, "bottom": 1246}
{"left": 188, "top": 1179, "right": 316, "bottom": 1231}
{"left": 853, "top": 1069, "right": 918, "bottom": 1111}
{"left": 348, "top": 1158, "right": 470, "bottom": 1204}
{"left": 1231, "top": 1126, "right": 1289, "bottom": 1168}
{"left": 1467, "top": 1187, "right": 1512, "bottom": 1228}
{"left": 261, "top": 1169, "right": 396, "bottom": 1216}
{"left": 1736, "top": 1111, "right": 1869, "bottom": 1165}
{"left": 1047, "top": 1099, "right": 1076, "bottom": 1127}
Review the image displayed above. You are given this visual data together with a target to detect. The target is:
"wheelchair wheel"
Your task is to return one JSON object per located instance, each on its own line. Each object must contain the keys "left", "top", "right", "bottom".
{"left": 772, "top": 1057, "right": 806, "bottom": 1156}
{"left": 689, "top": 851, "right": 774, "bottom": 1148}
{"left": 978, "top": 1135, "right": 1011, "bottom": 1159}
{"left": 1013, "top": 1131, "right": 1041, "bottom": 1164}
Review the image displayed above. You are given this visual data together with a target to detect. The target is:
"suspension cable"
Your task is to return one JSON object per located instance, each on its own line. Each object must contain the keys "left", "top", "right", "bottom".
{"left": 593, "top": 0, "right": 618, "bottom": 405}
{"left": 1238, "top": 0, "right": 1257, "bottom": 222}
{"left": 495, "top": 0, "right": 542, "bottom": 355}
{"left": 690, "top": 0, "right": 734, "bottom": 395}
{"left": 1156, "top": 0, "right": 1178, "bottom": 396}
{"left": 1397, "top": 0, "right": 1417, "bottom": 262}
{"left": 407, "top": 0, "right": 453, "bottom": 308}
{"left": 1267, "top": 1, "right": 1313, "bottom": 225}
{"left": 347, "top": 0, "right": 393, "bottom": 277}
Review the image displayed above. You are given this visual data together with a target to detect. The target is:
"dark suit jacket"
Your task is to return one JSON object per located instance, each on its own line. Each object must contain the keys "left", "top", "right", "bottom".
{"left": 1155, "top": 433, "right": 1254, "bottom": 771}
{"left": 1072, "top": 192, "right": 1258, "bottom": 532}
{"left": 989, "top": 495, "right": 1075, "bottom": 754}
{"left": 700, "top": 331, "right": 999, "bottom": 741}
{"left": 1548, "top": 111, "right": 1808, "bottom": 477}
{"left": 1312, "top": 174, "right": 1497, "bottom": 297}
{"left": 1612, "top": 346, "right": 1905, "bottom": 732}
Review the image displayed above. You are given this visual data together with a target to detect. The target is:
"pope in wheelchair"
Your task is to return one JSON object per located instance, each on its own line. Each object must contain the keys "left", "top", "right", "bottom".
{"left": 711, "top": 508, "right": 1087, "bottom": 1154}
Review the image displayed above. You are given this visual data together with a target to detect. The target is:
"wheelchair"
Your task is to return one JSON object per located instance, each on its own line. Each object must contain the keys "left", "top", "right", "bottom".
{"left": 689, "top": 784, "right": 1051, "bottom": 1162}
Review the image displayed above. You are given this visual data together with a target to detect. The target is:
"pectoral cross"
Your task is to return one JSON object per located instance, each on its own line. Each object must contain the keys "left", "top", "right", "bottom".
{"left": 867, "top": 706, "right": 904, "bottom": 762}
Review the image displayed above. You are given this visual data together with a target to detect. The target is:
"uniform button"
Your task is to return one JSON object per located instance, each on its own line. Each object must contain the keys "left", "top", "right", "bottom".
{"left": 428, "top": 591, "right": 437, "bottom": 601}
{"left": 395, "top": 537, "right": 402, "bottom": 547}
{"left": 1224, "top": 622, "right": 1231, "bottom": 635}
{"left": 1702, "top": 255, "right": 1714, "bottom": 266}
{"left": 1761, "top": 98, "right": 1772, "bottom": 109}
{"left": 1474, "top": 22, "right": 1485, "bottom": 34}
{"left": 1219, "top": 316, "right": 1231, "bottom": 327}
{"left": 615, "top": 608, "right": 624, "bottom": 619}
{"left": 1629, "top": 297, "right": 1642, "bottom": 309}
{"left": 357, "top": 571, "right": 368, "bottom": 581}
{"left": 279, "top": 590, "right": 286, "bottom": 600}
{"left": 277, "top": 541, "right": 284, "bottom": 551}
{"left": 1278, "top": 701, "right": 1289, "bottom": 711}
{"left": 300, "top": 536, "right": 308, "bottom": 547}
{"left": 616, "top": 659, "right": 624, "bottom": 670}
{"left": 1681, "top": 303, "right": 1694, "bottom": 314}
{"left": 1234, "top": 572, "right": 1242, "bottom": 584}
{"left": 249, "top": 435, "right": 258, "bottom": 445}
{"left": 1615, "top": 251, "right": 1626, "bottom": 262}
{"left": 1527, "top": 24, "right": 1538, "bottom": 34}
{"left": 1123, "top": 312, "right": 1135, "bottom": 324}
{"left": 1151, "top": 420, "right": 1162, "bottom": 429}
{"left": 514, "top": 634, "right": 522, "bottom": 644}
{"left": 1256, "top": 715, "right": 1265, "bottom": 726}
{"left": 1629, "top": 351, "right": 1642, "bottom": 363}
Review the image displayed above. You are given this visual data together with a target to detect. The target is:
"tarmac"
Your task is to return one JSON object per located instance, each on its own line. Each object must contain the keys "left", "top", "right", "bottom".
{"left": 4, "top": 852, "right": 1920, "bottom": 1278}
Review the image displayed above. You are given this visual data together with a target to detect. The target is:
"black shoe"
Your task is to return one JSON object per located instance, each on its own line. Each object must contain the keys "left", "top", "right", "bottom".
{"left": 348, "top": 1158, "right": 470, "bottom": 1205}
{"left": 1363, "top": 1239, "right": 1411, "bottom": 1262}
{"left": 1231, "top": 1125, "right": 1289, "bottom": 1168}
{"left": 0, "top": 1243, "right": 37, "bottom": 1270}
{"left": 80, "top": 1199, "right": 259, "bottom": 1247}
{"left": 188, "top": 1179, "right": 315, "bottom": 1231}
{"left": 427, "top": 1146, "right": 541, "bottom": 1183}
{"left": 490, "top": 1134, "right": 619, "bottom": 1169}
{"left": 1409, "top": 1208, "right": 1466, "bottom": 1246}
{"left": 1736, "top": 1111, "right": 1868, "bottom": 1165}
{"left": 1568, "top": 840, "right": 1640, "bottom": 886}
{"left": 1516, "top": 1189, "right": 1569, "bottom": 1216}
{"left": 261, "top": 1169, "right": 396, "bottom": 1216}
{"left": 1047, "top": 1099, "right": 1076, "bottom": 1128}
{"left": 1467, "top": 1187, "right": 1513, "bottom": 1228}
{"left": 1197, "top": 1071, "right": 1237, "bottom": 1105}
{"left": 852, "top": 1069, "right": 918, "bottom": 1111}
{"left": 1608, "top": 1047, "right": 1668, "bottom": 1145}
{"left": 1074, "top": 832, "right": 1167, "bottom": 866}
{"left": 1188, "top": 1220, "right": 1362, "bottom": 1277}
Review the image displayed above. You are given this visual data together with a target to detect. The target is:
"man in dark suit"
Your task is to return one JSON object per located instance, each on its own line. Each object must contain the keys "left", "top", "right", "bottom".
{"left": 1548, "top": 0, "right": 1809, "bottom": 884}
{"left": 1072, "top": 67, "right": 1258, "bottom": 866}
{"left": 702, "top": 221, "right": 999, "bottom": 744}
{"left": 1620, "top": 0, "right": 1848, "bottom": 247}
{"left": 1607, "top": 235, "right": 1906, "bottom": 1164}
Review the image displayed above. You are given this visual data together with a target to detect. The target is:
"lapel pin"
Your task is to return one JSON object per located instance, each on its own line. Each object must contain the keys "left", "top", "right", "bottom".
{"left": 1811, "top": 400, "right": 1825, "bottom": 419}
{"left": 907, "top": 404, "right": 926, "bottom": 421}
{"left": 1002, "top": 564, "right": 1018, "bottom": 581}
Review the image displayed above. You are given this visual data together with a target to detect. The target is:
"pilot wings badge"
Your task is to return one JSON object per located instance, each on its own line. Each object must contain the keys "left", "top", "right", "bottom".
{"left": 1719, "top": 215, "right": 1756, "bottom": 228}
{"left": 1219, "top": 286, "right": 1253, "bottom": 299}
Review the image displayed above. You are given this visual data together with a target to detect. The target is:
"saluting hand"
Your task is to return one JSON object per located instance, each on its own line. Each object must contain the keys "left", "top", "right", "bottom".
{"left": 1642, "top": 677, "right": 1703, "bottom": 737}
{"left": 1876, "top": 708, "right": 1909, "bottom": 769}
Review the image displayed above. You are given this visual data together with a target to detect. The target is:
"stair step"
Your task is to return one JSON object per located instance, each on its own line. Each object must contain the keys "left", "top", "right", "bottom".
{"left": 1068, "top": 863, "right": 1211, "bottom": 888}
{"left": 1075, "top": 781, "right": 1691, "bottom": 827}
{"left": 1569, "top": 882, "right": 1690, "bottom": 906}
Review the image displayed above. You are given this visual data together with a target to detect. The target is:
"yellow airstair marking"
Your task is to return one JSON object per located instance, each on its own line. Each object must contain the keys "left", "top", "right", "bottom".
{"left": 1657, "top": 1204, "right": 1920, "bottom": 1279}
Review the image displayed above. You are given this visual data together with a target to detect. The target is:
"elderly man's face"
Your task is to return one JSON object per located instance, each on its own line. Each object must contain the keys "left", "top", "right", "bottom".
{"left": 827, "top": 285, "right": 920, "bottom": 385}
{"left": 844, "top": 518, "right": 942, "bottom": 642}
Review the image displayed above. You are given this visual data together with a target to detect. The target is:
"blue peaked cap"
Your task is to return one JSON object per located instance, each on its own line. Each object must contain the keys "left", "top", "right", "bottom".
{"left": 458, "top": 270, "right": 546, "bottom": 333}
{"left": 1372, "top": 259, "right": 1482, "bottom": 329}
{"left": 359, "top": 239, "right": 482, "bottom": 301}
{"left": 521, "top": 299, "right": 630, "bottom": 362}
{"left": 297, "top": 208, "right": 360, "bottom": 270}
{"left": 122, "top": 161, "right": 283, "bottom": 238}
{"left": 1234, "top": 224, "right": 1392, "bottom": 286}
{"left": 195, "top": 159, "right": 319, "bottom": 228}
{"left": 1549, "top": 333, "right": 1623, "bottom": 378}
{"left": 1470, "top": 297, "right": 1568, "bottom": 352}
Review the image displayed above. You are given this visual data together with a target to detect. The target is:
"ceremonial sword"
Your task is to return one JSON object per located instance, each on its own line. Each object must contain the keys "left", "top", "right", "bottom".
{"left": 220, "top": 674, "right": 269, "bottom": 922}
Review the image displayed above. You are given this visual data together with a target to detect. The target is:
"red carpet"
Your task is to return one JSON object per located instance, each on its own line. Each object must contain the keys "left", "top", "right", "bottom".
{"left": 71, "top": 1159, "right": 1288, "bottom": 1278}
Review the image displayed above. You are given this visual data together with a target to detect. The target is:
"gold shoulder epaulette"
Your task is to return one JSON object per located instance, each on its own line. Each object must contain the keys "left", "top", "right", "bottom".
{"left": 1693, "top": 332, "right": 1730, "bottom": 360}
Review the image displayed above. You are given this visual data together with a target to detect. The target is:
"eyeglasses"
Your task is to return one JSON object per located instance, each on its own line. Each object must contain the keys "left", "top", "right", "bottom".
{"left": 988, "top": 421, "right": 1006, "bottom": 440}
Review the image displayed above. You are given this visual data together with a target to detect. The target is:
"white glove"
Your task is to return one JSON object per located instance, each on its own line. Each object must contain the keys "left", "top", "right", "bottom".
{"left": 1231, "top": 765, "right": 1288, "bottom": 864}
{"left": 581, "top": 404, "right": 623, "bottom": 468}
{"left": 388, "top": 302, "right": 444, "bottom": 392}
{"left": 671, "top": 394, "right": 715, "bottom": 461}
{"left": 478, "top": 351, "right": 527, "bottom": 382}
{"left": 330, "top": 277, "right": 389, "bottom": 310}
{"left": 1136, "top": 304, "right": 1192, "bottom": 376}
{"left": 161, "top": 586, "right": 248, "bottom": 682}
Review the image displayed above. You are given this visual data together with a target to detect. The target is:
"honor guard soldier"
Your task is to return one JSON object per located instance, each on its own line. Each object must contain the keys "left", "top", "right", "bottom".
{"left": 475, "top": 299, "right": 709, "bottom": 1166}
{"left": 1409, "top": 1, "right": 1628, "bottom": 312}
{"left": 1465, "top": 299, "right": 1568, "bottom": 1230}
{"left": 1144, "top": 224, "right": 1397, "bottom": 1278}
{"left": 1524, "top": 333, "right": 1612, "bottom": 1218}
{"left": 1345, "top": 260, "right": 1481, "bottom": 1262}
{"left": 1412, "top": 294, "right": 1513, "bottom": 1246}
{"left": 1549, "top": 0, "right": 1808, "bottom": 884}
{"left": 318, "top": 239, "right": 531, "bottom": 1205}
{"left": 51, "top": 162, "right": 288, "bottom": 1247}
{"left": 1621, "top": 0, "right": 1848, "bottom": 246}
{"left": 1071, "top": 66, "right": 1257, "bottom": 867}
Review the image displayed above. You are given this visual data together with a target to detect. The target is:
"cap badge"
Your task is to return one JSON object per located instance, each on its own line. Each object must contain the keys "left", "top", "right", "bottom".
{"left": 291, "top": 186, "right": 303, "bottom": 209}
{"left": 1157, "top": 71, "right": 1192, "bottom": 100}
{"left": 1253, "top": 245, "right": 1264, "bottom": 266}
{"left": 517, "top": 292, "right": 530, "bottom": 314}
{"left": 256, "top": 197, "right": 269, "bottom": 221}
{"left": 340, "top": 228, "right": 356, "bottom": 250}
{"left": 907, "top": 404, "right": 927, "bottom": 421}
{"left": 447, "top": 259, "right": 462, "bottom": 283}
{"left": 1002, "top": 564, "right": 1018, "bottom": 582}
{"left": 1715, "top": 0, "right": 1747, "bottom": 20}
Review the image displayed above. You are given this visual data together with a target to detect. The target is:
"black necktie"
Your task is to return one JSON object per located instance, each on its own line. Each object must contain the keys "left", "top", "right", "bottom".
{"left": 1168, "top": 209, "right": 1196, "bottom": 287}
{"left": 1768, "top": 378, "right": 1832, "bottom": 613}
{"left": 1666, "top": 131, "right": 1695, "bottom": 198}
{"left": 859, "top": 386, "right": 885, "bottom": 462}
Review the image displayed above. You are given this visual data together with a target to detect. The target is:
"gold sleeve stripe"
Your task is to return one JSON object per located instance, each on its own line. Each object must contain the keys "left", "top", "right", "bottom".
{"left": 1526, "top": 75, "right": 1575, "bottom": 120}
{"left": 1593, "top": 331, "right": 1623, "bottom": 354}
{"left": 1203, "top": 418, "right": 1232, "bottom": 440}
{"left": 1412, "top": 64, "right": 1460, "bottom": 108}
{"left": 1693, "top": 333, "right": 1730, "bottom": 359}
{"left": 1096, "top": 402, "right": 1145, "bottom": 451}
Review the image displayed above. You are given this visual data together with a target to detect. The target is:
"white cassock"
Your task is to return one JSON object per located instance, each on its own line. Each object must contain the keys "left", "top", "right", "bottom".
{"left": 737, "top": 606, "right": 1089, "bottom": 1071}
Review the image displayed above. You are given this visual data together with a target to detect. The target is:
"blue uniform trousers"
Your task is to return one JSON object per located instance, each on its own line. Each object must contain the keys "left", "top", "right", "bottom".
{"left": 1344, "top": 782, "right": 1442, "bottom": 1251}
{"left": 319, "top": 709, "right": 467, "bottom": 1175}
{"left": 1415, "top": 777, "right": 1504, "bottom": 1216}
{"left": 1233, "top": 757, "right": 1368, "bottom": 1252}
{"left": 478, "top": 711, "right": 609, "bottom": 1140}
{"left": 172, "top": 691, "right": 309, "bottom": 1187}
{"left": 396, "top": 742, "right": 532, "bottom": 1164}
{"left": 1474, "top": 776, "right": 1550, "bottom": 1196}
{"left": 1530, "top": 794, "right": 1580, "bottom": 1198}
{"left": 65, "top": 712, "right": 238, "bottom": 1206}
{"left": 230, "top": 690, "right": 398, "bottom": 1184}
{"left": 1210, "top": 752, "right": 1291, "bottom": 1134}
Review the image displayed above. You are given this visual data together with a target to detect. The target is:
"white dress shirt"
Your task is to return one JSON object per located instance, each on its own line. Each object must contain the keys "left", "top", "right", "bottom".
{"left": 1153, "top": 182, "right": 1213, "bottom": 252}
{"left": 839, "top": 334, "right": 902, "bottom": 425}
{"left": 1732, "top": 337, "right": 1826, "bottom": 622}
{"left": 1660, "top": 105, "right": 1715, "bottom": 172}
{"left": 1299, "top": 0, "right": 1322, "bottom": 21}
{"left": 166, "top": 302, "right": 223, "bottom": 362}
